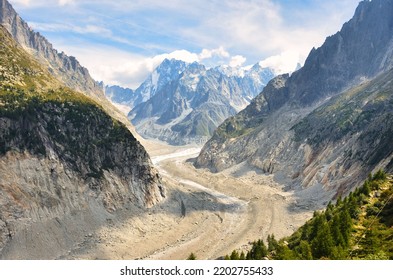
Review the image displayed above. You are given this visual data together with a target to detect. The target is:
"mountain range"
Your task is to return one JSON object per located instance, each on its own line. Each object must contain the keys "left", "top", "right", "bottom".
{"left": 123, "top": 59, "right": 275, "bottom": 145}
{"left": 196, "top": 0, "right": 393, "bottom": 205}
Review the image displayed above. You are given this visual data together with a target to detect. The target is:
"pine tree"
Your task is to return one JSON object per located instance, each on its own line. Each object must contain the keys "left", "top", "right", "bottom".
{"left": 230, "top": 250, "right": 240, "bottom": 260}
{"left": 296, "top": 240, "right": 313, "bottom": 260}
{"left": 331, "top": 245, "right": 347, "bottom": 260}
{"left": 362, "top": 180, "right": 371, "bottom": 196}
{"left": 275, "top": 244, "right": 296, "bottom": 260}
{"left": 311, "top": 220, "right": 334, "bottom": 259}
{"left": 336, "top": 196, "right": 343, "bottom": 207}
{"left": 373, "top": 170, "right": 387, "bottom": 181}
{"left": 331, "top": 214, "right": 345, "bottom": 247}
{"left": 309, "top": 212, "right": 325, "bottom": 241}
{"left": 187, "top": 253, "right": 197, "bottom": 260}
{"left": 246, "top": 239, "right": 267, "bottom": 260}
{"left": 267, "top": 234, "right": 279, "bottom": 252}
{"left": 339, "top": 206, "right": 352, "bottom": 247}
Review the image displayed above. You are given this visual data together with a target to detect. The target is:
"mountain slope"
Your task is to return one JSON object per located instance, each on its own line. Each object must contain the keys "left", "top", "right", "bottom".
{"left": 196, "top": 0, "right": 393, "bottom": 201}
{"left": 0, "top": 0, "right": 103, "bottom": 99}
{"left": 1, "top": 0, "right": 143, "bottom": 144}
{"left": 128, "top": 59, "right": 275, "bottom": 145}
{"left": 0, "top": 26, "right": 165, "bottom": 259}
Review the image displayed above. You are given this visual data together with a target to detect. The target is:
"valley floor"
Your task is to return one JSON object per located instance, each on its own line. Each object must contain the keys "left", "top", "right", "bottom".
{"left": 64, "top": 140, "right": 313, "bottom": 260}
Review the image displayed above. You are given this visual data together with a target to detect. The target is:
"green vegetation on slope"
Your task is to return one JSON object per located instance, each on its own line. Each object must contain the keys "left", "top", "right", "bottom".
{"left": 292, "top": 69, "right": 393, "bottom": 152}
{"left": 0, "top": 25, "right": 139, "bottom": 178}
{"left": 226, "top": 170, "right": 393, "bottom": 260}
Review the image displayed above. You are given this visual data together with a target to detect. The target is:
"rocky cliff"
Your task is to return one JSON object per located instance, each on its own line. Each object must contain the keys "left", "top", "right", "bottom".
{"left": 0, "top": 26, "right": 165, "bottom": 259}
{"left": 0, "top": 0, "right": 104, "bottom": 99}
{"left": 196, "top": 0, "right": 393, "bottom": 202}
{"left": 1, "top": 0, "right": 142, "bottom": 147}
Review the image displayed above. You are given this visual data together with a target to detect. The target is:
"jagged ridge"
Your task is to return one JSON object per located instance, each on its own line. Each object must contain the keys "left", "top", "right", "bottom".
{"left": 196, "top": 0, "right": 393, "bottom": 201}
{"left": 128, "top": 59, "right": 275, "bottom": 145}
{"left": 0, "top": 26, "right": 165, "bottom": 259}
{"left": 0, "top": 0, "right": 103, "bottom": 99}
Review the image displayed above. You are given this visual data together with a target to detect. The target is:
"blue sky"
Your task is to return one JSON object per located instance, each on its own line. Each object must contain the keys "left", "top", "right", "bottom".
{"left": 9, "top": 0, "right": 360, "bottom": 88}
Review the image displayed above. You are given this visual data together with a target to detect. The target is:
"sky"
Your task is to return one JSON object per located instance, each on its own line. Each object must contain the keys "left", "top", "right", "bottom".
{"left": 9, "top": 0, "right": 361, "bottom": 89}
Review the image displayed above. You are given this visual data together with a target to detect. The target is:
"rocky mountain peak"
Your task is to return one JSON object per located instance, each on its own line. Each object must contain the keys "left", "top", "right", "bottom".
{"left": 156, "top": 58, "right": 187, "bottom": 74}
{"left": 0, "top": 0, "right": 104, "bottom": 99}
{"left": 187, "top": 61, "right": 205, "bottom": 72}
{"left": 289, "top": 0, "right": 393, "bottom": 106}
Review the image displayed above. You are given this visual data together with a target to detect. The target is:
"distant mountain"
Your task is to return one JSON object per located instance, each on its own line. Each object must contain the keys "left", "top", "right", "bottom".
{"left": 0, "top": 25, "right": 164, "bottom": 259}
{"left": 134, "top": 58, "right": 189, "bottom": 104}
{"left": 196, "top": 0, "right": 393, "bottom": 204}
{"left": 105, "top": 85, "right": 134, "bottom": 104}
{"left": 216, "top": 63, "right": 275, "bottom": 103}
{"left": 105, "top": 59, "right": 189, "bottom": 115}
{"left": 0, "top": 0, "right": 104, "bottom": 100}
{"left": 105, "top": 85, "right": 135, "bottom": 114}
{"left": 128, "top": 59, "right": 275, "bottom": 145}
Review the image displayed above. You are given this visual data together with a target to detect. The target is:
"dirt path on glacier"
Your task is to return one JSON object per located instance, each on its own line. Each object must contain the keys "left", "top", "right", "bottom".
{"left": 67, "top": 141, "right": 312, "bottom": 260}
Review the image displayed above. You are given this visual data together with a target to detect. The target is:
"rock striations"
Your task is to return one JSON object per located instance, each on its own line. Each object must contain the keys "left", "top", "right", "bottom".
{"left": 128, "top": 59, "right": 275, "bottom": 145}
{"left": 0, "top": 26, "right": 165, "bottom": 259}
{"left": 196, "top": 0, "right": 393, "bottom": 203}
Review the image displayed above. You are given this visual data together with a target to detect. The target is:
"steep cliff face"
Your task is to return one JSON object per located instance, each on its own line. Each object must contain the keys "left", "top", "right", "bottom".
{"left": 196, "top": 0, "right": 393, "bottom": 200}
{"left": 288, "top": 0, "right": 393, "bottom": 106}
{"left": 1, "top": 0, "right": 143, "bottom": 154}
{"left": 0, "top": 26, "right": 165, "bottom": 259}
{"left": 0, "top": 0, "right": 104, "bottom": 99}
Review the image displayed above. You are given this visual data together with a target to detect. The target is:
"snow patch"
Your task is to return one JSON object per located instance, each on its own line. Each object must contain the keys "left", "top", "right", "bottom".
{"left": 151, "top": 70, "right": 160, "bottom": 90}
{"left": 183, "top": 73, "right": 200, "bottom": 91}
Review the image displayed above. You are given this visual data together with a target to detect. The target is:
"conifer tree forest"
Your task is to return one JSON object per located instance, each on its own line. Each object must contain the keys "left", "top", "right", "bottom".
{"left": 225, "top": 170, "right": 393, "bottom": 260}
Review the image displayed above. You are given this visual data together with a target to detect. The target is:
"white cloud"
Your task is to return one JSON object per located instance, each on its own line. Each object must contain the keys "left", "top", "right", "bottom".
{"left": 168, "top": 0, "right": 359, "bottom": 69}
{"left": 9, "top": 0, "right": 31, "bottom": 5}
{"left": 259, "top": 51, "right": 301, "bottom": 75}
{"left": 199, "top": 47, "right": 230, "bottom": 60}
{"left": 55, "top": 43, "right": 252, "bottom": 89}
{"left": 229, "top": 55, "right": 247, "bottom": 68}
{"left": 56, "top": 45, "right": 200, "bottom": 88}
{"left": 29, "top": 22, "right": 112, "bottom": 37}
{"left": 58, "top": 0, "right": 74, "bottom": 6}
{"left": 10, "top": 0, "right": 75, "bottom": 7}
{"left": 150, "top": 50, "right": 199, "bottom": 66}
{"left": 9, "top": 0, "right": 361, "bottom": 88}
{"left": 59, "top": 45, "right": 152, "bottom": 89}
